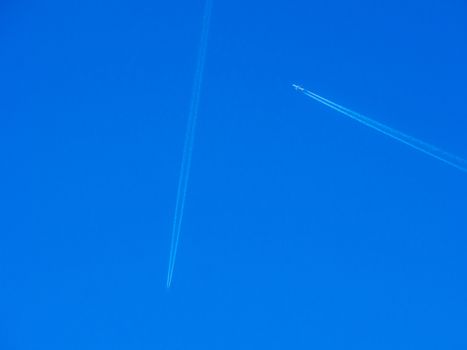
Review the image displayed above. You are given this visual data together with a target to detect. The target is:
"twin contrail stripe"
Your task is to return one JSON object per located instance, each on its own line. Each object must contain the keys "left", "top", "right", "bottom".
{"left": 294, "top": 85, "right": 467, "bottom": 173}
{"left": 167, "top": 0, "right": 214, "bottom": 289}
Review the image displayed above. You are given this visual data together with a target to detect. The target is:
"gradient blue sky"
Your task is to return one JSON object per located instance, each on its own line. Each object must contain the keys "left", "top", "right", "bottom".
{"left": 1, "top": 0, "right": 467, "bottom": 348}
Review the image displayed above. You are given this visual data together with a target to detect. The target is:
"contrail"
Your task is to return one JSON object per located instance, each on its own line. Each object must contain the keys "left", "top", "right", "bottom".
{"left": 292, "top": 84, "right": 467, "bottom": 173}
{"left": 167, "top": 0, "right": 213, "bottom": 289}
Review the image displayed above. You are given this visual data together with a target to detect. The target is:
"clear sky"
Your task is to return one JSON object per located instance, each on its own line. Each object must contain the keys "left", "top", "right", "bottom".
{"left": 1, "top": 0, "right": 467, "bottom": 348}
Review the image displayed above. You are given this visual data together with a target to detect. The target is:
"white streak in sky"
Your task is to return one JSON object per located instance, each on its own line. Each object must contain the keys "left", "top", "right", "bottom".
{"left": 167, "top": 0, "right": 213, "bottom": 289}
{"left": 293, "top": 84, "right": 467, "bottom": 173}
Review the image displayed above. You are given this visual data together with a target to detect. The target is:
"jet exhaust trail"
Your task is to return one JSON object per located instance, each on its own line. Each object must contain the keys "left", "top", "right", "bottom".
{"left": 167, "top": 0, "right": 213, "bottom": 289}
{"left": 292, "top": 84, "right": 467, "bottom": 173}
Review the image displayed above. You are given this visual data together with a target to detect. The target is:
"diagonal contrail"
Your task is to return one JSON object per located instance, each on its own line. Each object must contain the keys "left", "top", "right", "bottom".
{"left": 167, "top": 0, "right": 214, "bottom": 289}
{"left": 293, "top": 84, "right": 467, "bottom": 173}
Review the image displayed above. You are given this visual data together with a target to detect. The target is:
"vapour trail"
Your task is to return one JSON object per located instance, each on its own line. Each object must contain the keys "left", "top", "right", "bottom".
{"left": 167, "top": 0, "right": 213, "bottom": 289}
{"left": 293, "top": 85, "right": 467, "bottom": 173}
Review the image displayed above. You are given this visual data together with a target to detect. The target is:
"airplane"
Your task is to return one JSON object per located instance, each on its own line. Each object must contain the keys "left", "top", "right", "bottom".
{"left": 292, "top": 84, "right": 304, "bottom": 91}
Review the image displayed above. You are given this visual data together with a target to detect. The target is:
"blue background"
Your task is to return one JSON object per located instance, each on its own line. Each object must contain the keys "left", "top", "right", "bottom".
{"left": 1, "top": 0, "right": 467, "bottom": 348}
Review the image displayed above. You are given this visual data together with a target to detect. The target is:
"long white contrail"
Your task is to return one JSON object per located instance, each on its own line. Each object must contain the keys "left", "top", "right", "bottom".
{"left": 167, "top": 0, "right": 213, "bottom": 289}
{"left": 293, "top": 84, "right": 467, "bottom": 173}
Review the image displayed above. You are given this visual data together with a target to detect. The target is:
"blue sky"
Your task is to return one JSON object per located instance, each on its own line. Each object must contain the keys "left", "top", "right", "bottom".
{"left": 1, "top": 0, "right": 467, "bottom": 348}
